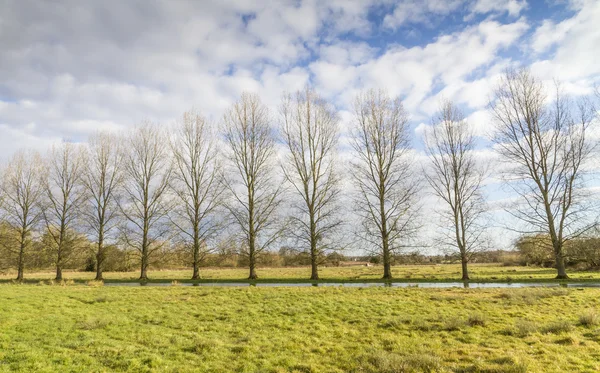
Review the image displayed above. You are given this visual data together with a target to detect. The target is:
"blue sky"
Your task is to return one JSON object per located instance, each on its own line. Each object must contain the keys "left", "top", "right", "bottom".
{"left": 0, "top": 0, "right": 599, "bottom": 252}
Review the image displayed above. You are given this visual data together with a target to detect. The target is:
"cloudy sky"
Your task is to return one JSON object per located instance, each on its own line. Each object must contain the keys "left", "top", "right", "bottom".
{"left": 1, "top": 0, "right": 599, "bottom": 251}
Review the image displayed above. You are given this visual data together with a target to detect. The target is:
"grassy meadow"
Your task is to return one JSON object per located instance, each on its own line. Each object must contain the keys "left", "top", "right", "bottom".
{"left": 0, "top": 284, "right": 599, "bottom": 372}
{"left": 1, "top": 263, "right": 600, "bottom": 283}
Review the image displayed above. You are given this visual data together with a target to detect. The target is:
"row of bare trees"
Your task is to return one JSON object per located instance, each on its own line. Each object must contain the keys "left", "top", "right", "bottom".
{"left": 0, "top": 69, "right": 597, "bottom": 281}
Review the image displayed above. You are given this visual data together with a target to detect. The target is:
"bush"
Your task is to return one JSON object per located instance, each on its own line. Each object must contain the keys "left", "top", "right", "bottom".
{"left": 543, "top": 320, "right": 573, "bottom": 334}
{"left": 514, "top": 319, "right": 538, "bottom": 337}
{"left": 578, "top": 310, "right": 599, "bottom": 327}
{"left": 514, "top": 235, "right": 554, "bottom": 266}
{"left": 467, "top": 313, "right": 487, "bottom": 327}
{"left": 443, "top": 317, "right": 464, "bottom": 331}
{"left": 361, "top": 350, "right": 442, "bottom": 373}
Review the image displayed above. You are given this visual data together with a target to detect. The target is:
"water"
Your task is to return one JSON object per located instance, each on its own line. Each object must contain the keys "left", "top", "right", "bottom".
{"left": 103, "top": 282, "right": 600, "bottom": 288}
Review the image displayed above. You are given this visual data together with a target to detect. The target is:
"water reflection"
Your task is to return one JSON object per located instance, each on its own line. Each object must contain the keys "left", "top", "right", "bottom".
{"left": 102, "top": 282, "right": 600, "bottom": 288}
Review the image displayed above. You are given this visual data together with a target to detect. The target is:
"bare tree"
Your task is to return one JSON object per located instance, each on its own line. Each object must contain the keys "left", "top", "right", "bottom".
{"left": 81, "top": 132, "right": 124, "bottom": 281}
{"left": 170, "top": 111, "right": 223, "bottom": 280}
{"left": 42, "top": 142, "right": 87, "bottom": 281}
{"left": 280, "top": 87, "right": 342, "bottom": 280}
{"left": 491, "top": 68, "right": 597, "bottom": 279}
{"left": 351, "top": 89, "right": 421, "bottom": 280}
{"left": 0, "top": 151, "right": 45, "bottom": 281}
{"left": 119, "top": 123, "right": 172, "bottom": 281}
{"left": 424, "top": 101, "right": 487, "bottom": 281}
{"left": 223, "top": 93, "right": 282, "bottom": 280}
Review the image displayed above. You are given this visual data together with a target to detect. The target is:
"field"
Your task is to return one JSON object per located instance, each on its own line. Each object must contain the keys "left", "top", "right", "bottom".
{"left": 1, "top": 265, "right": 600, "bottom": 372}
{"left": 2, "top": 263, "right": 600, "bottom": 283}
{"left": 0, "top": 284, "right": 600, "bottom": 372}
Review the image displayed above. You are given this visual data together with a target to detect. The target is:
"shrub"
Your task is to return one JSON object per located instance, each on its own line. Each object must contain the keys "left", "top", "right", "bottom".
{"left": 514, "top": 319, "right": 538, "bottom": 337}
{"left": 467, "top": 313, "right": 487, "bottom": 327}
{"left": 77, "top": 317, "right": 111, "bottom": 330}
{"left": 443, "top": 317, "right": 464, "bottom": 331}
{"left": 579, "top": 310, "right": 599, "bottom": 327}
{"left": 361, "top": 351, "right": 442, "bottom": 373}
{"left": 543, "top": 320, "right": 573, "bottom": 334}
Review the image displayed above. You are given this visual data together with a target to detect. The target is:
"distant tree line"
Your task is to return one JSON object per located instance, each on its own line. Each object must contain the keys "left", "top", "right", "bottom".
{"left": 0, "top": 69, "right": 598, "bottom": 281}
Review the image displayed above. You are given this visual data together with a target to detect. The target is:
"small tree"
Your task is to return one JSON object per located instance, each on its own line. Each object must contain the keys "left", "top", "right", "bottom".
{"left": 170, "top": 111, "right": 223, "bottom": 279}
{"left": 119, "top": 123, "right": 172, "bottom": 280}
{"left": 0, "top": 151, "right": 45, "bottom": 281}
{"left": 81, "top": 132, "right": 124, "bottom": 281}
{"left": 42, "top": 142, "right": 87, "bottom": 281}
{"left": 223, "top": 93, "right": 283, "bottom": 279}
{"left": 280, "top": 87, "right": 342, "bottom": 280}
{"left": 350, "top": 89, "right": 421, "bottom": 280}
{"left": 491, "top": 68, "right": 597, "bottom": 279}
{"left": 424, "top": 101, "right": 487, "bottom": 281}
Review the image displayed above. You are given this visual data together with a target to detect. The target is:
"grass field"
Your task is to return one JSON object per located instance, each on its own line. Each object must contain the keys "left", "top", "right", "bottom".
{"left": 0, "top": 284, "right": 599, "bottom": 372}
{"left": 1, "top": 263, "right": 600, "bottom": 283}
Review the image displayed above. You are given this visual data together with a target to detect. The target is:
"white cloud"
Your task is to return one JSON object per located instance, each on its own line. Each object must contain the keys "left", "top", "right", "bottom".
{"left": 384, "top": 0, "right": 527, "bottom": 29}
{"left": 469, "top": 0, "right": 527, "bottom": 18}
{"left": 311, "top": 19, "right": 528, "bottom": 119}
{"left": 1, "top": 0, "right": 599, "bottom": 252}
{"left": 383, "top": 0, "right": 464, "bottom": 29}
{"left": 530, "top": 0, "right": 600, "bottom": 85}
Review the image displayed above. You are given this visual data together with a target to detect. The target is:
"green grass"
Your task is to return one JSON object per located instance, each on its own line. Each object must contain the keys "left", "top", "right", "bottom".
{"left": 0, "top": 285, "right": 599, "bottom": 372}
{"left": 1, "top": 263, "right": 600, "bottom": 284}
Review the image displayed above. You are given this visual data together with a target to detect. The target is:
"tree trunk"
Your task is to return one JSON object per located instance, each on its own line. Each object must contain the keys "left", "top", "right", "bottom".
{"left": 95, "top": 238, "right": 104, "bottom": 281}
{"left": 55, "top": 243, "right": 63, "bottom": 281}
{"left": 95, "top": 251, "right": 104, "bottom": 281}
{"left": 191, "top": 237, "right": 200, "bottom": 279}
{"left": 461, "top": 257, "right": 469, "bottom": 281}
{"left": 248, "top": 221, "right": 258, "bottom": 279}
{"left": 140, "top": 262, "right": 148, "bottom": 281}
{"left": 310, "top": 224, "right": 319, "bottom": 280}
{"left": 55, "top": 265, "right": 62, "bottom": 281}
{"left": 552, "top": 239, "right": 569, "bottom": 279}
{"left": 380, "top": 185, "right": 392, "bottom": 280}
{"left": 383, "top": 261, "right": 392, "bottom": 280}
{"left": 192, "top": 264, "right": 200, "bottom": 280}
{"left": 139, "top": 249, "right": 148, "bottom": 280}
{"left": 555, "top": 252, "right": 568, "bottom": 279}
{"left": 16, "top": 248, "right": 24, "bottom": 282}
{"left": 140, "top": 229, "right": 149, "bottom": 280}
{"left": 248, "top": 256, "right": 258, "bottom": 280}
{"left": 382, "top": 237, "right": 392, "bottom": 280}
{"left": 310, "top": 260, "right": 319, "bottom": 280}
{"left": 16, "top": 231, "right": 26, "bottom": 282}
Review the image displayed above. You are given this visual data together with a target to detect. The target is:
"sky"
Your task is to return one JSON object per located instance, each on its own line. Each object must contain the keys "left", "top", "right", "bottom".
{"left": 0, "top": 0, "right": 599, "bottom": 253}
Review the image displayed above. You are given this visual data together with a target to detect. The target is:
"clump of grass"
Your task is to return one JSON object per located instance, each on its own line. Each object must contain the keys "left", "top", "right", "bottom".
{"left": 93, "top": 296, "right": 110, "bottom": 303}
{"left": 289, "top": 364, "right": 314, "bottom": 373}
{"left": 379, "top": 318, "right": 410, "bottom": 330}
{"left": 363, "top": 351, "right": 442, "bottom": 373}
{"left": 513, "top": 319, "right": 538, "bottom": 337}
{"left": 579, "top": 310, "right": 599, "bottom": 327}
{"left": 489, "top": 355, "right": 529, "bottom": 373}
{"left": 496, "top": 289, "right": 570, "bottom": 305}
{"left": 543, "top": 320, "right": 573, "bottom": 334}
{"left": 186, "top": 340, "right": 214, "bottom": 355}
{"left": 40, "top": 279, "right": 75, "bottom": 286}
{"left": 87, "top": 280, "right": 104, "bottom": 287}
{"left": 171, "top": 280, "right": 181, "bottom": 286}
{"left": 555, "top": 334, "right": 579, "bottom": 345}
{"left": 443, "top": 317, "right": 464, "bottom": 331}
{"left": 467, "top": 313, "right": 487, "bottom": 327}
{"left": 76, "top": 318, "right": 111, "bottom": 330}
{"left": 413, "top": 319, "right": 433, "bottom": 332}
